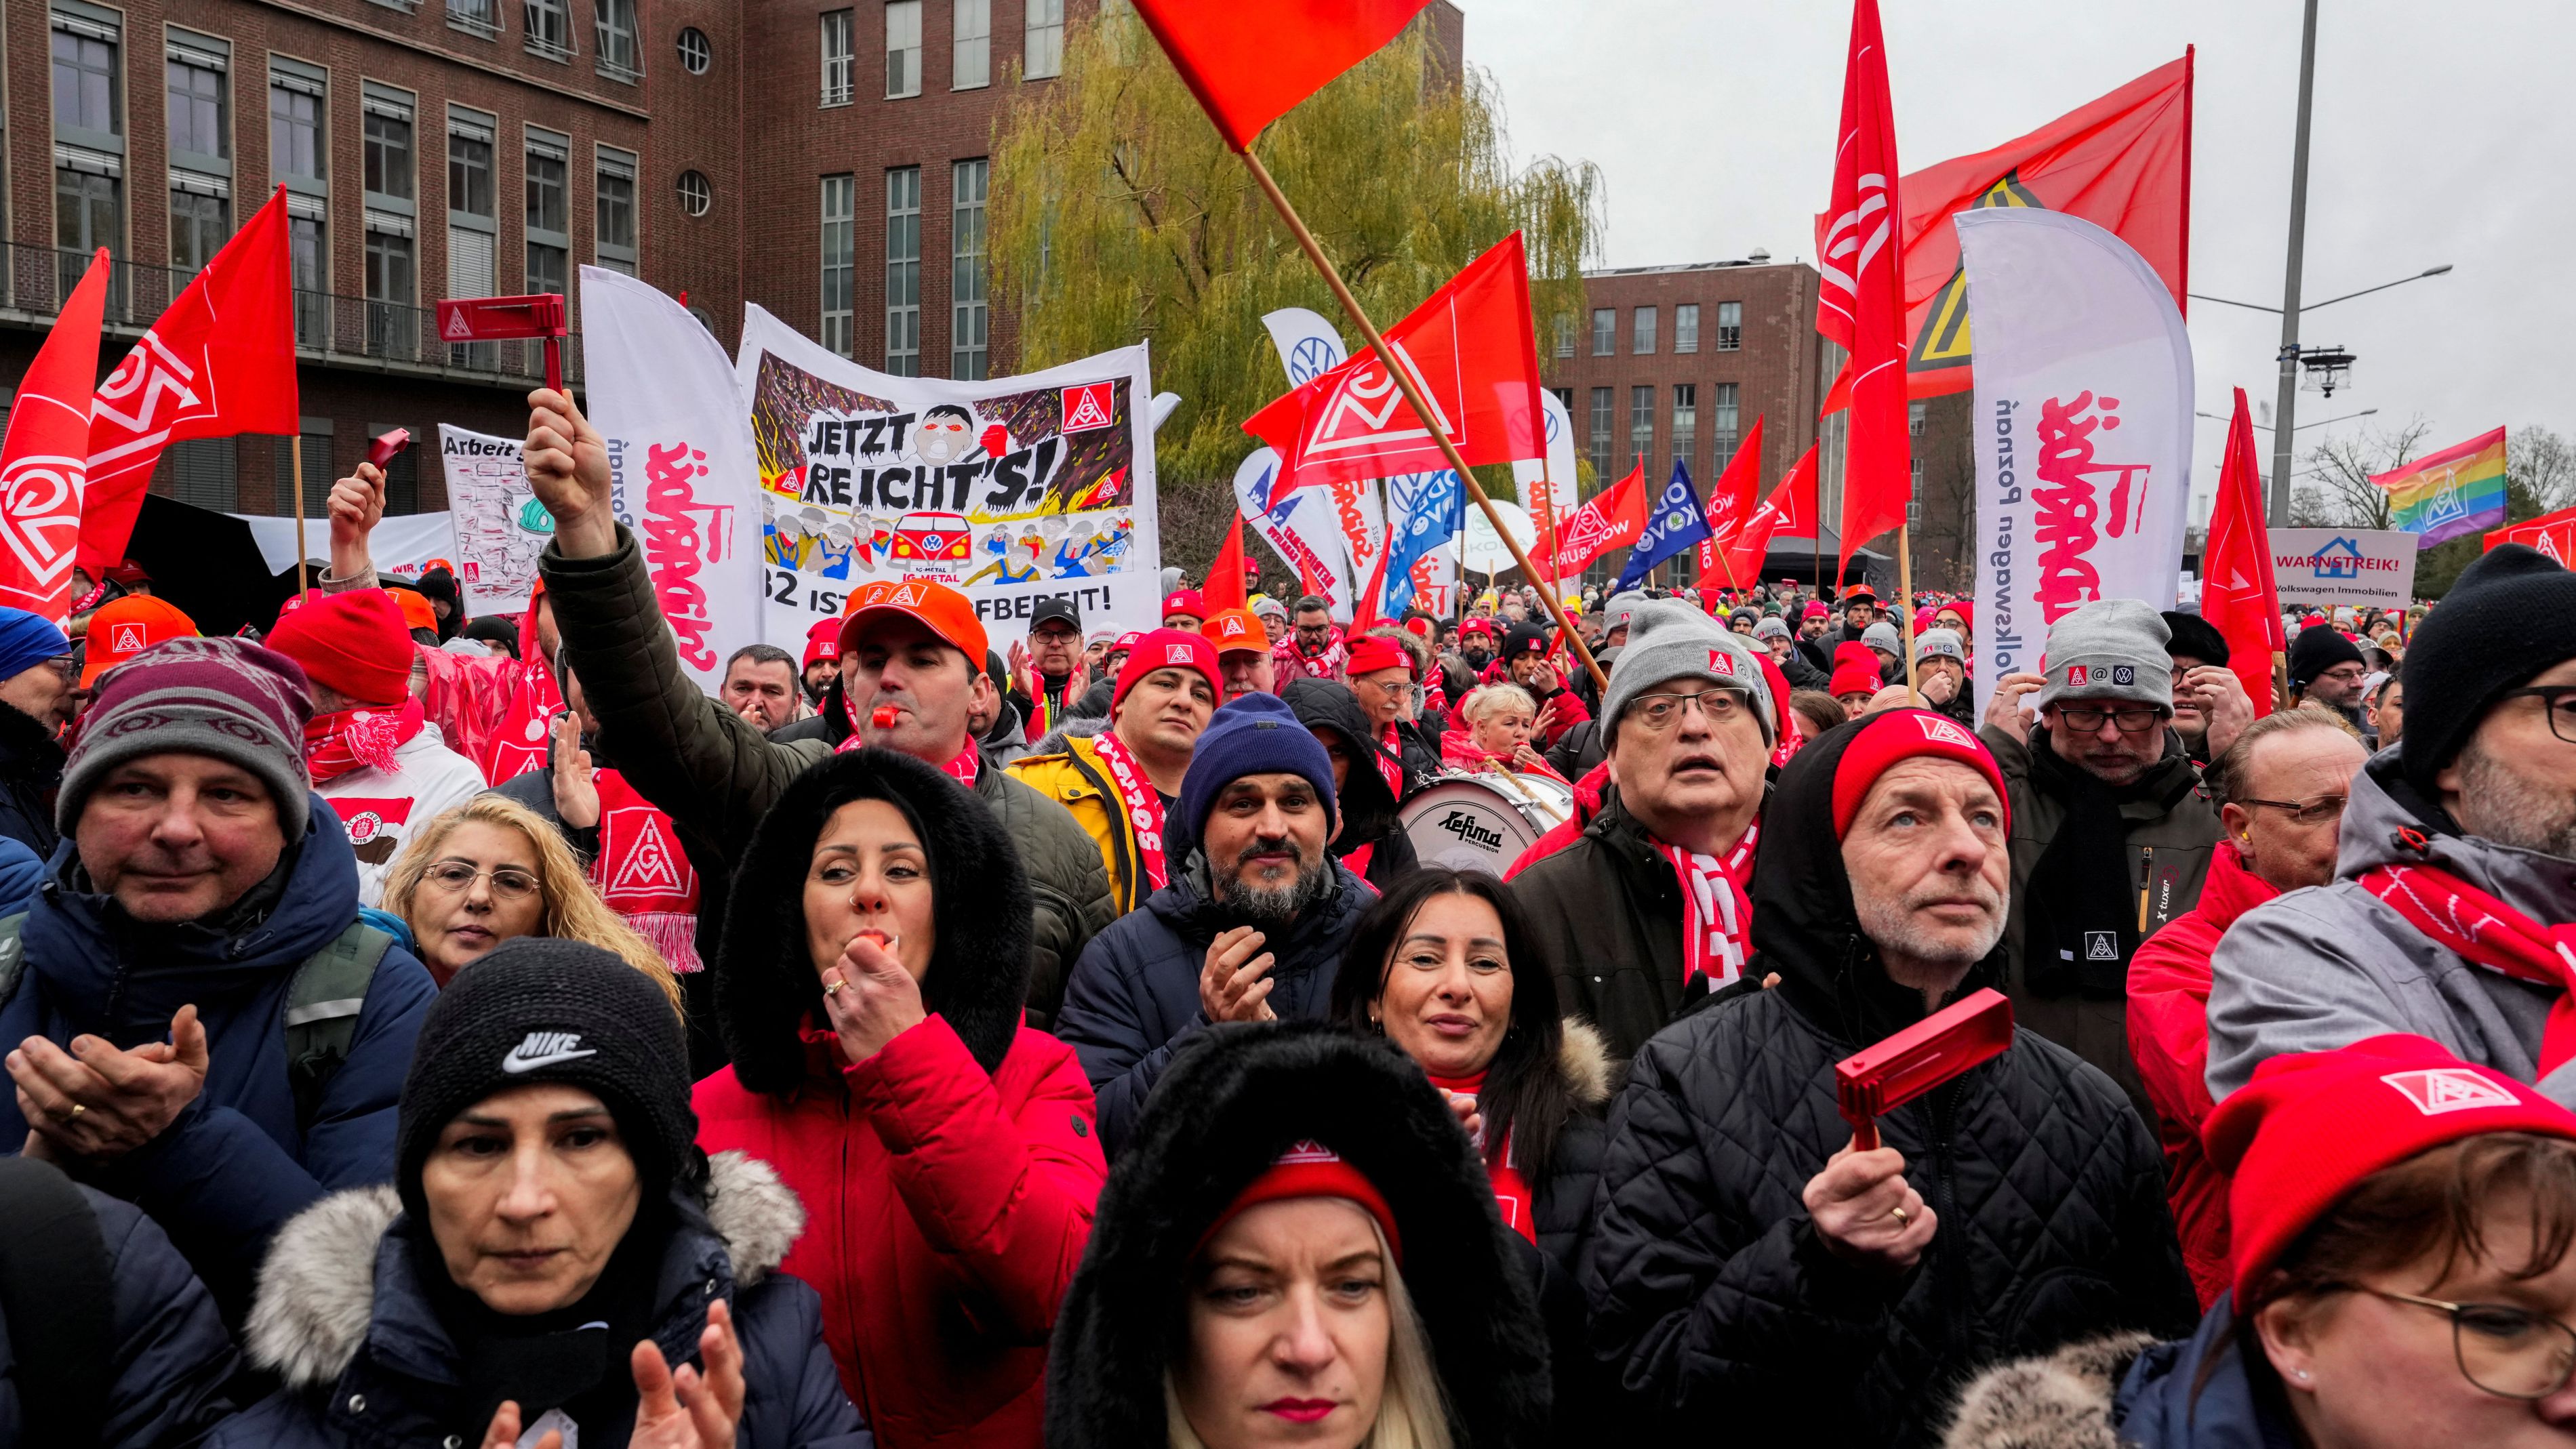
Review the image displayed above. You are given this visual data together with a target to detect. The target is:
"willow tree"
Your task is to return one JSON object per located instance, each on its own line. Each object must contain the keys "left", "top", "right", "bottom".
{"left": 988, "top": 10, "right": 1603, "bottom": 576}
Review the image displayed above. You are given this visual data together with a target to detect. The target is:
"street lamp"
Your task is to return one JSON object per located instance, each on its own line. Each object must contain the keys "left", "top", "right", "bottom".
{"left": 2189, "top": 265, "right": 2453, "bottom": 316}
{"left": 2196, "top": 407, "right": 2378, "bottom": 432}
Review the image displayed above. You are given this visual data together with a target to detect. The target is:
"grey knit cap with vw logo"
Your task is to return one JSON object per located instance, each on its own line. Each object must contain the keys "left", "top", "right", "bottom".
{"left": 2034, "top": 598, "right": 2175, "bottom": 713}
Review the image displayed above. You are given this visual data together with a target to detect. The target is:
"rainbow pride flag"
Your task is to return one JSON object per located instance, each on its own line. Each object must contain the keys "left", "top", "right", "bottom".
{"left": 2374, "top": 426, "right": 2508, "bottom": 549}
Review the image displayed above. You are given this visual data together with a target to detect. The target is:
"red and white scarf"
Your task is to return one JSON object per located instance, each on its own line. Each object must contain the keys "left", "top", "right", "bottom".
{"left": 479, "top": 659, "right": 561, "bottom": 783}
{"left": 1653, "top": 820, "right": 1760, "bottom": 992}
{"left": 1089, "top": 729, "right": 1169, "bottom": 891}
{"left": 1430, "top": 1070, "right": 1537, "bottom": 1245}
{"left": 304, "top": 696, "right": 426, "bottom": 783}
{"left": 589, "top": 769, "right": 704, "bottom": 973}
{"left": 1374, "top": 724, "right": 1407, "bottom": 799}
{"left": 2362, "top": 861, "right": 2576, "bottom": 1072}
{"left": 834, "top": 726, "right": 980, "bottom": 787}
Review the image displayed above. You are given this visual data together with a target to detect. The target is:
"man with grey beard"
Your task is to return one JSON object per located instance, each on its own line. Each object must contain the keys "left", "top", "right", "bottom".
{"left": 1055, "top": 693, "right": 1371, "bottom": 1154}
{"left": 2208, "top": 543, "right": 2576, "bottom": 1107}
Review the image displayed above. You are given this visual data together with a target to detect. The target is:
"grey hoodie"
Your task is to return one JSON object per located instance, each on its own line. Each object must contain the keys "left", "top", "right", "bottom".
{"left": 2205, "top": 748, "right": 2576, "bottom": 1106}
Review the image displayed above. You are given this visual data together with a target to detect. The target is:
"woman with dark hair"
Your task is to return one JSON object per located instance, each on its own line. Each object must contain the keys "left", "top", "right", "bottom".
{"left": 1045, "top": 1021, "right": 1552, "bottom": 1449}
{"left": 693, "top": 747, "right": 1105, "bottom": 1449}
{"left": 1944, "top": 1036, "right": 2576, "bottom": 1449}
{"left": 1327, "top": 868, "right": 1608, "bottom": 1273}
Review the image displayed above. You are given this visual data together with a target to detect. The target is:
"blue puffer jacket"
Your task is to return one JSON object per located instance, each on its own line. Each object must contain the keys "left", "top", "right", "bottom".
{"left": 210, "top": 1152, "right": 873, "bottom": 1449}
{"left": 1939, "top": 1302, "right": 2290, "bottom": 1449}
{"left": 1054, "top": 858, "right": 1375, "bottom": 1156}
{"left": 0, "top": 800, "right": 438, "bottom": 1320}
{"left": 0, "top": 1180, "right": 241, "bottom": 1449}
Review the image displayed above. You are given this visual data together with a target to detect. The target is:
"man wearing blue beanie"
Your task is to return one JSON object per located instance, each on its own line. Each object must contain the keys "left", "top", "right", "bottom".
{"left": 0, "top": 606, "right": 73, "bottom": 856}
{"left": 1055, "top": 693, "right": 1373, "bottom": 1154}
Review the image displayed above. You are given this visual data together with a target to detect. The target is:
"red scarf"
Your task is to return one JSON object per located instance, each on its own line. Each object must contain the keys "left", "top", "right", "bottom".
{"left": 1374, "top": 724, "right": 1406, "bottom": 798}
{"left": 304, "top": 697, "right": 426, "bottom": 783}
{"left": 1430, "top": 1070, "right": 1537, "bottom": 1244}
{"left": 1653, "top": 820, "right": 1760, "bottom": 992}
{"left": 1026, "top": 672, "right": 1074, "bottom": 741}
{"left": 588, "top": 769, "right": 703, "bottom": 973}
{"left": 834, "top": 727, "right": 981, "bottom": 787}
{"left": 2362, "top": 861, "right": 2576, "bottom": 1072}
{"left": 480, "top": 660, "right": 561, "bottom": 783}
{"left": 1089, "top": 729, "right": 1169, "bottom": 891}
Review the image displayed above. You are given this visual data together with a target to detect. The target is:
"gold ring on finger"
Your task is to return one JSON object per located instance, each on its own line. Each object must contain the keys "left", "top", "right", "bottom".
{"left": 66, "top": 1102, "right": 84, "bottom": 1119}
{"left": 824, "top": 981, "right": 845, "bottom": 996}
{"left": 1888, "top": 1204, "right": 1908, "bottom": 1225}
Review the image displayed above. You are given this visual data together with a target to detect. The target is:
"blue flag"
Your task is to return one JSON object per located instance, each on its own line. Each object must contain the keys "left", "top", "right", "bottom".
{"left": 1380, "top": 470, "right": 1464, "bottom": 617}
{"left": 1612, "top": 461, "right": 1713, "bottom": 594}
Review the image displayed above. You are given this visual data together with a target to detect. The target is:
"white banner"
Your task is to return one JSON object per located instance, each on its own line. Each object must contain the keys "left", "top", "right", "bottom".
{"left": 1234, "top": 447, "right": 1357, "bottom": 618}
{"left": 1513, "top": 388, "right": 1578, "bottom": 572}
{"left": 435, "top": 426, "right": 548, "bottom": 614}
{"left": 2264, "top": 527, "right": 2419, "bottom": 609}
{"left": 578, "top": 266, "right": 765, "bottom": 693}
{"left": 233, "top": 509, "right": 459, "bottom": 581}
{"left": 1962, "top": 209, "right": 2194, "bottom": 711}
{"left": 735, "top": 305, "right": 1161, "bottom": 647}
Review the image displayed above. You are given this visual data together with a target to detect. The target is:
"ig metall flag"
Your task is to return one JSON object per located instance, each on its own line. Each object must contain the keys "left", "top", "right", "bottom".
{"left": 1613, "top": 461, "right": 1715, "bottom": 594}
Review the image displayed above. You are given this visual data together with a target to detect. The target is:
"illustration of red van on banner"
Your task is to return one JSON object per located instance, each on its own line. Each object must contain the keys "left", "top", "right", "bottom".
{"left": 889, "top": 511, "right": 973, "bottom": 579}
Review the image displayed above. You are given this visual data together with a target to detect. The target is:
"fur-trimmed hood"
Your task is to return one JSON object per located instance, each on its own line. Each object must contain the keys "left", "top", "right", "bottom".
{"left": 1556, "top": 1017, "right": 1613, "bottom": 1109}
{"left": 718, "top": 746, "right": 1033, "bottom": 1089}
{"left": 1043, "top": 1021, "right": 1553, "bottom": 1449}
{"left": 243, "top": 1149, "right": 805, "bottom": 1391}
{"left": 1940, "top": 1332, "right": 2154, "bottom": 1449}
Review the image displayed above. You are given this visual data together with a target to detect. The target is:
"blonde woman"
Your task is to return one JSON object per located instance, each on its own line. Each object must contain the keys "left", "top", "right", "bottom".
{"left": 383, "top": 793, "right": 680, "bottom": 1009}
{"left": 1441, "top": 682, "right": 1567, "bottom": 781}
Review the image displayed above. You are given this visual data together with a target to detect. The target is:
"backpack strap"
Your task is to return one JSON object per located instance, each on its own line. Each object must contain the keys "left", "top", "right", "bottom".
{"left": 0, "top": 911, "right": 24, "bottom": 1014}
{"left": 0, "top": 1157, "right": 113, "bottom": 1446}
{"left": 283, "top": 922, "right": 396, "bottom": 1135}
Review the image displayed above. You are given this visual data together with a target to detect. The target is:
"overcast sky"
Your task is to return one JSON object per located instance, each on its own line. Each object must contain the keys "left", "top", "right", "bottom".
{"left": 1459, "top": 0, "right": 2571, "bottom": 518}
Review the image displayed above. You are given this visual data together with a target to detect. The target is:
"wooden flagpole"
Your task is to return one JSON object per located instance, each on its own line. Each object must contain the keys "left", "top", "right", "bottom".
{"left": 1897, "top": 523, "right": 1918, "bottom": 699}
{"left": 291, "top": 435, "right": 308, "bottom": 594}
{"left": 1238, "top": 148, "right": 1607, "bottom": 691}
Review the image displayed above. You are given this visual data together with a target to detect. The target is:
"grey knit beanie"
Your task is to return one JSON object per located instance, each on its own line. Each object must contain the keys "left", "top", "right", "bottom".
{"left": 1601, "top": 599, "right": 1774, "bottom": 743}
{"left": 1915, "top": 628, "right": 1966, "bottom": 664}
{"left": 1753, "top": 617, "right": 1792, "bottom": 642}
{"left": 1861, "top": 621, "right": 1903, "bottom": 658}
{"left": 2035, "top": 599, "right": 2174, "bottom": 712}
{"left": 60, "top": 636, "right": 313, "bottom": 838}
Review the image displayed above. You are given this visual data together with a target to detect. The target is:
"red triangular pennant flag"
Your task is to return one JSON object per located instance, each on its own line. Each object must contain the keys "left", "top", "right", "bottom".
{"left": 1133, "top": 0, "right": 1430, "bottom": 152}
{"left": 1205, "top": 511, "right": 1249, "bottom": 610}
{"left": 1816, "top": 0, "right": 1912, "bottom": 573}
{"left": 0, "top": 250, "right": 111, "bottom": 620}
{"left": 1244, "top": 233, "right": 1544, "bottom": 506}
{"left": 2201, "top": 388, "right": 2284, "bottom": 718}
{"left": 1695, "top": 414, "right": 1768, "bottom": 585}
{"left": 1545, "top": 462, "right": 1647, "bottom": 579}
{"left": 1724, "top": 444, "right": 1818, "bottom": 588}
{"left": 83, "top": 188, "right": 300, "bottom": 571}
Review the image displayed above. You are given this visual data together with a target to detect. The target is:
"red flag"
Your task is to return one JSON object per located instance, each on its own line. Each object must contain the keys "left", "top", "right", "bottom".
{"left": 0, "top": 251, "right": 110, "bottom": 621}
{"left": 1694, "top": 415, "right": 1768, "bottom": 584}
{"left": 2489, "top": 504, "right": 2576, "bottom": 561}
{"left": 83, "top": 189, "right": 300, "bottom": 570}
{"left": 2200, "top": 388, "right": 2284, "bottom": 719}
{"left": 1245, "top": 233, "right": 1543, "bottom": 504}
{"left": 1724, "top": 444, "right": 1819, "bottom": 587}
{"left": 1816, "top": 0, "right": 1912, "bottom": 573}
{"left": 1205, "top": 511, "right": 1249, "bottom": 609}
{"left": 1545, "top": 463, "right": 1647, "bottom": 578}
{"left": 1134, "top": 0, "right": 1430, "bottom": 152}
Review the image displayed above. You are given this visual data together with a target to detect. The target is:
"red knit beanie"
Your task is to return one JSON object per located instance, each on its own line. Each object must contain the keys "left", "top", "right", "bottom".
{"left": 1198, "top": 1140, "right": 1403, "bottom": 1265}
{"left": 2206, "top": 1035, "right": 2576, "bottom": 1304}
{"left": 1345, "top": 634, "right": 1411, "bottom": 676}
{"left": 1829, "top": 707, "right": 2011, "bottom": 838}
{"left": 1112, "top": 628, "right": 1222, "bottom": 713}
{"left": 266, "top": 589, "right": 415, "bottom": 705}
{"left": 1828, "top": 661, "right": 1883, "bottom": 700}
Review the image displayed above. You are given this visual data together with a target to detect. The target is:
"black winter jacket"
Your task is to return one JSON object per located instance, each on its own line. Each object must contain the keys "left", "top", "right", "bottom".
{"left": 1584, "top": 710, "right": 2197, "bottom": 1448}
{"left": 0, "top": 702, "right": 62, "bottom": 859}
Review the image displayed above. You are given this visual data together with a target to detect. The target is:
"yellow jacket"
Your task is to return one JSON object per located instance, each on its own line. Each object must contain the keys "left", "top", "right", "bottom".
{"left": 1006, "top": 732, "right": 1154, "bottom": 914}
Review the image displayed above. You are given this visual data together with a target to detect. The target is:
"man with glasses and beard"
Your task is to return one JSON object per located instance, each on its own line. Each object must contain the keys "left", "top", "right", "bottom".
{"left": 1980, "top": 600, "right": 2224, "bottom": 1109}
{"left": 1054, "top": 694, "right": 1371, "bottom": 1154}
{"left": 1270, "top": 595, "right": 1348, "bottom": 685}
{"left": 2208, "top": 544, "right": 2576, "bottom": 1111}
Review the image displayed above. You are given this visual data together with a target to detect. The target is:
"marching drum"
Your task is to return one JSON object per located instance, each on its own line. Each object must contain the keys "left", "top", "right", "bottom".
{"left": 1398, "top": 771, "right": 1577, "bottom": 876}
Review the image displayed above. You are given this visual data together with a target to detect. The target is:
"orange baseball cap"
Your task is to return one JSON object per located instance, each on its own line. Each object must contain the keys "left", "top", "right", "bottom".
{"left": 83, "top": 596, "right": 199, "bottom": 687}
{"left": 1201, "top": 608, "right": 1268, "bottom": 656}
{"left": 387, "top": 586, "right": 439, "bottom": 634}
{"left": 839, "top": 577, "right": 988, "bottom": 663}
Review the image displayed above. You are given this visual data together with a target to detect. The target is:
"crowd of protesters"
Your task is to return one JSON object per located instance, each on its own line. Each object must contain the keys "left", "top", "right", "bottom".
{"left": 0, "top": 385, "right": 2567, "bottom": 1449}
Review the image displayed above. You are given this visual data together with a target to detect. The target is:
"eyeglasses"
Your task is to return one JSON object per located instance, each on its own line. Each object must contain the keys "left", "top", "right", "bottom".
{"left": 2053, "top": 704, "right": 2165, "bottom": 735}
{"left": 2350, "top": 1286, "right": 2576, "bottom": 1400}
{"left": 422, "top": 862, "right": 541, "bottom": 900}
{"left": 1628, "top": 687, "right": 1747, "bottom": 731}
{"left": 2240, "top": 793, "right": 2349, "bottom": 826}
{"left": 2497, "top": 687, "right": 2576, "bottom": 746}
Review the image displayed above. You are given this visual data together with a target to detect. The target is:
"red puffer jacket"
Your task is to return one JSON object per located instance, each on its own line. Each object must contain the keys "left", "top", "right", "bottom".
{"left": 696, "top": 1019, "right": 1105, "bottom": 1449}
{"left": 2128, "top": 840, "right": 2280, "bottom": 1309}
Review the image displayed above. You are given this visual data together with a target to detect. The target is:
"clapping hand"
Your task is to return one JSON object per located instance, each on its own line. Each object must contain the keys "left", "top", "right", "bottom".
{"left": 550, "top": 712, "right": 599, "bottom": 830}
{"left": 1198, "top": 926, "right": 1277, "bottom": 1023}
{"left": 481, "top": 1298, "right": 746, "bottom": 1449}
{"left": 9, "top": 1008, "right": 209, "bottom": 1161}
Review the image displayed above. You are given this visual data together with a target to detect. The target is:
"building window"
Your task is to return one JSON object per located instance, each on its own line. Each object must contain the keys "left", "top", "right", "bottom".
{"left": 952, "top": 159, "right": 988, "bottom": 380}
{"left": 819, "top": 10, "right": 855, "bottom": 104}
{"left": 270, "top": 68, "right": 325, "bottom": 185}
{"left": 1674, "top": 302, "right": 1699, "bottom": 354}
{"left": 884, "top": 1, "right": 921, "bottom": 98}
{"left": 1672, "top": 384, "right": 1696, "bottom": 477}
{"left": 363, "top": 105, "right": 414, "bottom": 205}
{"left": 447, "top": 108, "right": 498, "bottom": 363}
{"left": 525, "top": 130, "right": 569, "bottom": 298}
{"left": 165, "top": 55, "right": 226, "bottom": 165}
{"left": 170, "top": 188, "right": 228, "bottom": 278}
{"left": 54, "top": 13, "right": 124, "bottom": 308}
{"left": 1716, "top": 300, "right": 1742, "bottom": 351}
{"left": 596, "top": 146, "right": 637, "bottom": 274}
{"left": 1908, "top": 399, "right": 1928, "bottom": 436}
{"left": 885, "top": 165, "right": 920, "bottom": 375}
{"left": 168, "top": 439, "right": 237, "bottom": 511}
{"left": 447, "top": 0, "right": 500, "bottom": 37}
{"left": 1552, "top": 313, "right": 1573, "bottom": 359}
{"left": 1711, "top": 382, "right": 1741, "bottom": 472}
{"left": 595, "top": 0, "right": 639, "bottom": 79}
{"left": 1588, "top": 386, "right": 1612, "bottom": 480}
{"left": 166, "top": 33, "right": 232, "bottom": 286}
{"left": 288, "top": 213, "right": 325, "bottom": 345}
{"left": 57, "top": 167, "right": 121, "bottom": 304}
{"left": 820, "top": 174, "right": 854, "bottom": 356}
{"left": 448, "top": 122, "right": 494, "bottom": 220}
{"left": 677, "top": 26, "right": 711, "bottom": 73}
{"left": 52, "top": 24, "right": 119, "bottom": 140}
{"left": 1632, "top": 306, "right": 1655, "bottom": 355}
{"left": 1629, "top": 386, "right": 1655, "bottom": 474}
{"left": 1025, "top": 0, "right": 1063, "bottom": 78}
{"left": 676, "top": 169, "right": 711, "bottom": 216}
{"left": 275, "top": 418, "right": 334, "bottom": 516}
{"left": 524, "top": 0, "right": 573, "bottom": 60}
{"left": 1590, "top": 308, "right": 1613, "bottom": 357}
{"left": 953, "top": 0, "right": 990, "bottom": 89}
{"left": 365, "top": 227, "right": 416, "bottom": 358}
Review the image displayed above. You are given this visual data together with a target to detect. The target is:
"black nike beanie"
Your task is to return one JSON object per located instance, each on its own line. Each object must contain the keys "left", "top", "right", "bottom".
{"left": 2402, "top": 543, "right": 2576, "bottom": 799}
{"left": 395, "top": 938, "right": 699, "bottom": 1221}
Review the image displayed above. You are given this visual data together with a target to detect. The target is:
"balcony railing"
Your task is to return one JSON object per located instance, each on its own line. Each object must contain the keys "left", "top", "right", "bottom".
{"left": 7, "top": 243, "right": 582, "bottom": 388}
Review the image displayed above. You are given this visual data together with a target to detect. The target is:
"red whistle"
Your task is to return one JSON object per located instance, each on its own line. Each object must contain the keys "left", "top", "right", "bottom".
{"left": 870, "top": 705, "right": 900, "bottom": 730}
{"left": 366, "top": 428, "right": 412, "bottom": 471}
{"left": 1834, "top": 988, "right": 2013, "bottom": 1151}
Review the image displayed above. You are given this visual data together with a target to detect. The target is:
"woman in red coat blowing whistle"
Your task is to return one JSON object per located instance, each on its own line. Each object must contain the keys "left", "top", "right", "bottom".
{"left": 693, "top": 746, "right": 1108, "bottom": 1448}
